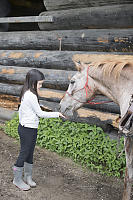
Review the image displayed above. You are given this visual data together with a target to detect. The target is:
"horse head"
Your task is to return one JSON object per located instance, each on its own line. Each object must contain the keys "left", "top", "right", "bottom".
{"left": 60, "top": 61, "right": 96, "bottom": 118}
{"left": 60, "top": 54, "right": 133, "bottom": 118}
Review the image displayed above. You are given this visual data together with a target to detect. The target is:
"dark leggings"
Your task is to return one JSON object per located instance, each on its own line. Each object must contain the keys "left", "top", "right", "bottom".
{"left": 15, "top": 124, "right": 37, "bottom": 167}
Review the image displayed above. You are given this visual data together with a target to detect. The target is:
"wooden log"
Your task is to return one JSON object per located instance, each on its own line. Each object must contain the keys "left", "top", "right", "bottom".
{"left": 0, "top": 50, "right": 76, "bottom": 71}
{"left": 84, "top": 96, "right": 120, "bottom": 114}
{"left": 0, "top": 66, "right": 75, "bottom": 90}
{"left": 0, "top": 82, "right": 120, "bottom": 114}
{"left": 38, "top": 4, "right": 133, "bottom": 30}
{"left": 0, "top": 50, "right": 132, "bottom": 71}
{"left": 43, "top": 0, "right": 133, "bottom": 10}
{"left": 0, "top": 29, "right": 132, "bottom": 52}
{"left": 0, "top": 107, "right": 17, "bottom": 121}
{"left": 0, "top": 83, "right": 22, "bottom": 96}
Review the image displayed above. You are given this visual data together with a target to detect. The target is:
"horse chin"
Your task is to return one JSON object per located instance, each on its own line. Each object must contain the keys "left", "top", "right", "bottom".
{"left": 63, "top": 109, "right": 78, "bottom": 120}
{"left": 59, "top": 102, "right": 79, "bottom": 119}
{"left": 64, "top": 109, "right": 73, "bottom": 118}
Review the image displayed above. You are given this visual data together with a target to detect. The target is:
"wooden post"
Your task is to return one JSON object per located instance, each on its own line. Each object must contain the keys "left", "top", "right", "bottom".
{"left": 123, "top": 137, "right": 133, "bottom": 200}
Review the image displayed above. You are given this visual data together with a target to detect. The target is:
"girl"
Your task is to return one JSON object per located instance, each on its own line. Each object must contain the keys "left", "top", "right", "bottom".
{"left": 13, "top": 69, "right": 65, "bottom": 191}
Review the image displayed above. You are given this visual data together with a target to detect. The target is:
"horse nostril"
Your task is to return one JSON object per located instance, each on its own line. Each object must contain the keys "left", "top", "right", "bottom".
{"left": 58, "top": 104, "right": 61, "bottom": 111}
{"left": 66, "top": 106, "right": 72, "bottom": 111}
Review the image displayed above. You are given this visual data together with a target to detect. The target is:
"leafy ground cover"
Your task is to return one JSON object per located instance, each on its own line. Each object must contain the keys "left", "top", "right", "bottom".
{"left": 4, "top": 115, "right": 126, "bottom": 178}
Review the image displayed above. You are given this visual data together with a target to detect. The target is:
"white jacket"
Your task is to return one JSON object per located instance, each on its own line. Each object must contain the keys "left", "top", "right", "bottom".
{"left": 19, "top": 90, "right": 59, "bottom": 128}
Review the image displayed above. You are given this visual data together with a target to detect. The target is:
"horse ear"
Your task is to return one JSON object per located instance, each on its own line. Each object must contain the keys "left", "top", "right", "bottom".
{"left": 74, "top": 61, "right": 84, "bottom": 72}
{"left": 81, "top": 62, "right": 88, "bottom": 68}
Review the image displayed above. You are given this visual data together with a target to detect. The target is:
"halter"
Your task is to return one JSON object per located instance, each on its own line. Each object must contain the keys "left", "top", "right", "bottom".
{"left": 63, "top": 66, "right": 112, "bottom": 105}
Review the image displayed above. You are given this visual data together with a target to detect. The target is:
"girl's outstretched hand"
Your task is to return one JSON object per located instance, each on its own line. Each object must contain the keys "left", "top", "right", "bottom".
{"left": 59, "top": 112, "right": 66, "bottom": 119}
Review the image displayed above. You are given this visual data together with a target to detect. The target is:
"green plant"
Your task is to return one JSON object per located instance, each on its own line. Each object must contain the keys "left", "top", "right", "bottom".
{"left": 4, "top": 115, "right": 126, "bottom": 178}
{"left": 5, "top": 115, "right": 19, "bottom": 140}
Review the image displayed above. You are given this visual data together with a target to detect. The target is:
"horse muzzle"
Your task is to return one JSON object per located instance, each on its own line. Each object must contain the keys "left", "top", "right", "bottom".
{"left": 59, "top": 103, "right": 76, "bottom": 118}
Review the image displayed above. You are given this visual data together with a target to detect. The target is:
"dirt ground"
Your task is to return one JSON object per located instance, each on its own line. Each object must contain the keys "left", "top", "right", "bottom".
{"left": 0, "top": 125, "right": 127, "bottom": 200}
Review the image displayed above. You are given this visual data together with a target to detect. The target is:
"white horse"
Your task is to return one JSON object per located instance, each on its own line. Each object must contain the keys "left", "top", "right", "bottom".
{"left": 60, "top": 54, "right": 133, "bottom": 200}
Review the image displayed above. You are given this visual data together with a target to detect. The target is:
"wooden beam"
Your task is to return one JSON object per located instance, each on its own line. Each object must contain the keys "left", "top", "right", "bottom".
{"left": 39, "top": 4, "right": 133, "bottom": 30}
{"left": 0, "top": 29, "right": 132, "bottom": 52}
{"left": 0, "top": 50, "right": 132, "bottom": 71}
{"left": 0, "top": 50, "right": 76, "bottom": 71}
{"left": 0, "top": 16, "right": 53, "bottom": 23}
{"left": 0, "top": 65, "right": 75, "bottom": 90}
{"left": 0, "top": 107, "right": 17, "bottom": 121}
{"left": 43, "top": 0, "right": 133, "bottom": 10}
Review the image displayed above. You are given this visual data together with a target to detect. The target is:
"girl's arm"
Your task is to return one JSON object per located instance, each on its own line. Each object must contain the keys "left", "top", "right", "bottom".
{"left": 30, "top": 94, "right": 60, "bottom": 118}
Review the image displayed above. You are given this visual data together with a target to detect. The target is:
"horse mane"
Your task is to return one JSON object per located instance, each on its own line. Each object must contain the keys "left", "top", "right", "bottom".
{"left": 72, "top": 54, "right": 133, "bottom": 79}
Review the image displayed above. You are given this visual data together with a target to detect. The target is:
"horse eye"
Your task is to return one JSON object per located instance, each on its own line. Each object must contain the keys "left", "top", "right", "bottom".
{"left": 77, "top": 60, "right": 81, "bottom": 64}
{"left": 70, "top": 80, "right": 75, "bottom": 84}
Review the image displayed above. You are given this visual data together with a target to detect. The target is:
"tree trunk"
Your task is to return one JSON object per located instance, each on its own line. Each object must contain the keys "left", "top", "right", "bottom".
{"left": 39, "top": 4, "right": 133, "bottom": 30}
{"left": 0, "top": 50, "right": 132, "bottom": 71}
{"left": 0, "top": 50, "right": 77, "bottom": 70}
{"left": 122, "top": 137, "right": 133, "bottom": 200}
{"left": 0, "top": 66, "right": 75, "bottom": 90}
{"left": 0, "top": 107, "right": 17, "bottom": 121}
{"left": 0, "top": 83, "right": 22, "bottom": 96}
{"left": 43, "top": 0, "right": 133, "bottom": 10}
{"left": 0, "top": 29, "right": 132, "bottom": 52}
{"left": 0, "top": 50, "right": 76, "bottom": 70}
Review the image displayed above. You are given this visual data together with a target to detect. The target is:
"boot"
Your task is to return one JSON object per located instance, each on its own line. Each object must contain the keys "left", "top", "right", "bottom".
{"left": 24, "top": 162, "right": 36, "bottom": 187}
{"left": 13, "top": 166, "right": 30, "bottom": 191}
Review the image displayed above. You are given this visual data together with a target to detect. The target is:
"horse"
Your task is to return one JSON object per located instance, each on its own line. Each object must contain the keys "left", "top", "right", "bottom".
{"left": 60, "top": 54, "right": 133, "bottom": 200}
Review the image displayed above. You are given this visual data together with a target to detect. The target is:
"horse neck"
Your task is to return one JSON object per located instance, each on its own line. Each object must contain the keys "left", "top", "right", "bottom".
{"left": 88, "top": 67, "right": 133, "bottom": 116}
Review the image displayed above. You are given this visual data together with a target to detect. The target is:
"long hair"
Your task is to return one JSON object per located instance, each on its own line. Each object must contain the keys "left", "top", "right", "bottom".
{"left": 20, "top": 69, "right": 45, "bottom": 102}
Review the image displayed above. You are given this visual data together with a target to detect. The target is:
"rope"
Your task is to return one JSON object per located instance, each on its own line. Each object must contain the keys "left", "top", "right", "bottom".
{"left": 65, "top": 65, "right": 113, "bottom": 105}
